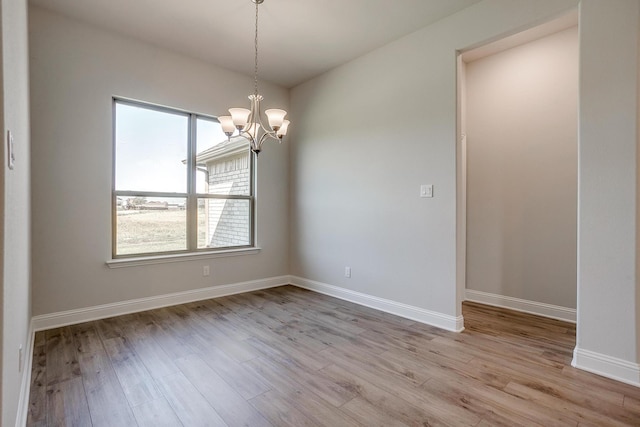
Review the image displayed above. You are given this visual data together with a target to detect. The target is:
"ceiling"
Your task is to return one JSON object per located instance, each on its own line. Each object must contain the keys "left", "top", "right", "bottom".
{"left": 460, "top": 9, "right": 578, "bottom": 63}
{"left": 29, "top": 0, "right": 482, "bottom": 88}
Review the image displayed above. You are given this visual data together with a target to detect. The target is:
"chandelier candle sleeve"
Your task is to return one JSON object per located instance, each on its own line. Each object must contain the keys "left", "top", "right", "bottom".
{"left": 220, "top": 0, "right": 290, "bottom": 156}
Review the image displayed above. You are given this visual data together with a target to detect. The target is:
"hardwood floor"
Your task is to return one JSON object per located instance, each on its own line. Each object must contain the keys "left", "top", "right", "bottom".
{"left": 26, "top": 285, "right": 640, "bottom": 426}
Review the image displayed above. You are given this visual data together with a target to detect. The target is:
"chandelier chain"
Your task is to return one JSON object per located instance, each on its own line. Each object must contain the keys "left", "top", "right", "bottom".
{"left": 222, "top": 0, "right": 288, "bottom": 156}
{"left": 253, "top": 0, "right": 259, "bottom": 96}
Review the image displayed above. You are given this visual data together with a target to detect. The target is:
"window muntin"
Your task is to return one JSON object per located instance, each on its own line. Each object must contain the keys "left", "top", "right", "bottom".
{"left": 113, "top": 99, "right": 254, "bottom": 258}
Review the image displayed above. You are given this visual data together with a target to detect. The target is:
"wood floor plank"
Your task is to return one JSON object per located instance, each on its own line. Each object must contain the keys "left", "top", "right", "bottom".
{"left": 184, "top": 299, "right": 254, "bottom": 341}
{"left": 248, "top": 389, "right": 320, "bottom": 427}
{"left": 93, "top": 315, "right": 126, "bottom": 340}
{"left": 321, "top": 344, "right": 430, "bottom": 386}
{"left": 468, "top": 357, "right": 626, "bottom": 409}
{"left": 125, "top": 332, "right": 181, "bottom": 380}
{"left": 185, "top": 331, "right": 272, "bottom": 400}
{"left": 340, "top": 397, "right": 411, "bottom": 427}
{"left": 216, "top": 294, "right": 258, "bottom": 315}
{"left": 102, "top": 336, "right": 162, "bottom": 407}
{"left": 26, "top": 287, "right": 640, "bottom": 427}
{"left": 422, "top": 376, "right": 578, "bottom": 427}
{"left": 44, "top": 327, "right": 81, "bottom": 386}
{"left": 245, "top": 334, "right": 331, "bottom": 371}
{"left": 420, "top": 378, "right": 547, "bottom": 427}
{"left": 171, "top": 304, "right": 260, "bottom": 363}
{"left": 623, "top": 395, "right": 640, "bottom": 414}
{"left": 131, "top": 397, "right": 183, "bottom": 427}
{"left": 245, "top": 353, "right": 357, "bottom": 407}
{"left": 322, "top": 363, "right": 450, "bottom": 427}
{"left": 176, "top": 353, "right": 272, "bottom": 427}
{"left": 322, "top": 345, "right": 481, "bottom": 426}
{"left": 78, "top": 349, "right": 137, "bottom": 426}
{"left": 46, "top": 377, "right": 92, "bottom": 427}
{"left": 145, "top": 307, "right": 197, "bottom": 360}
{"left": 503, "top": 381, "right": 638, "bottom": 426}
{"left": 560, "top": 365, "right": 640, "bottom": 401}
{"left": 230, "top": 306, "right": 331, "bottom": 355}
{"left": 281, "top": 391, "right": 364, "bottom": 427}
{"left": 156, "top": 371, "right": 228, "bottom": 427}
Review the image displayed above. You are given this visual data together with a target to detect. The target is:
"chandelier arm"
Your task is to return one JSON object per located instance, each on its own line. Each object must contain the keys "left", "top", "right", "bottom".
{"left": 256, "top": 131, "right": 279, "bottom": 153}
{"left": 253, "top": 95, "right": 271, "bottom": 133}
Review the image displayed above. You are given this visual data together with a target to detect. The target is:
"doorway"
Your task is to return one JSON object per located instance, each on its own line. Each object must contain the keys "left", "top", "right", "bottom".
{"left": 456, "top": 11, "right": 579, "bottom": 328}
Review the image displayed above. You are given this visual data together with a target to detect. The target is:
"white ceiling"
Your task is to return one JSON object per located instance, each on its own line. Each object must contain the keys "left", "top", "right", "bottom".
{"left": 461, "top": 9, "right": 578, "bottom": 63}
{"left": 29, "top": 0, "right": 482, "bottom": 88}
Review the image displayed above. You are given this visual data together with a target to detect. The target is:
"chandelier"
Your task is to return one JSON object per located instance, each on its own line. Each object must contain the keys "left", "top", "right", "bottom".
{"left": 218, "top": 0, "right": 290, "bottom": 156}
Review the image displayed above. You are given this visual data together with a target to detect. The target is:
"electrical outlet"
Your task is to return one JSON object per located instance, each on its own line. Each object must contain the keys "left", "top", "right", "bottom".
{"left": 203, "top": 265, "right": 210, "bottom": 277}
{"left": 345, "top": 267, "right": 351, "bottom": 278}
{"left": 18, "top": 345, "right": 23, "bottom": 372}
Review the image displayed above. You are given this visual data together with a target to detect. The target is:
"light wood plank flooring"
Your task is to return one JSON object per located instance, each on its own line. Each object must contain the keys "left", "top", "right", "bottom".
{"left": 27, "top": 285, "right": 640, "bottom": 426}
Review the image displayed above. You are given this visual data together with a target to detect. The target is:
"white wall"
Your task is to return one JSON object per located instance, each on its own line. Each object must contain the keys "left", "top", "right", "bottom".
{"left": 289, "top": 0, "right": 578, "bottom": 325}
{"left": 573, "top": 0, "right": 640, "bottom": 384}
{"left": 465, "top": 27, "right": 578, "bottom": 310}
{"left": 29, "top": 6, "right": 290, "bottom": 316}
{"left": 2, "top": 0, "right": 31, "bottom": 424}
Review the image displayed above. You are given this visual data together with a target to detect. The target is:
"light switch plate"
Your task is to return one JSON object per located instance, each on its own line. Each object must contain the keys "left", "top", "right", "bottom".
{"left": 7, "top": 130, "right": 14, "bottom": 170}
{"left": 420, "top": 184, "right": 433, "bottom": 198}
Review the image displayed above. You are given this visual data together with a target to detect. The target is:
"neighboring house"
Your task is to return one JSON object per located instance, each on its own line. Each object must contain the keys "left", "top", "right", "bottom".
{"left": 195, "top": 136, "right": 251, "bottom": 248}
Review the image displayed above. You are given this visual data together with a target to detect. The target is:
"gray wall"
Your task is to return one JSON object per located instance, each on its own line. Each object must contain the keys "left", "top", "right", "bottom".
{"left": 289, "top": 0, "right": 578, "bottom": 320}
{"left": 2, "top": 0, "right": 31, "bottom": 424}
{"left": 290, "top": 0, "right": 640, "bottom": 381}
{"left": 29, "top": 6, "right": 290, "bottom": 316}
{"left": 576, "top": 0, "right": 639, "bottom": 369}
{"left": 465, "top": 27, "right": 578, "bottom": 309}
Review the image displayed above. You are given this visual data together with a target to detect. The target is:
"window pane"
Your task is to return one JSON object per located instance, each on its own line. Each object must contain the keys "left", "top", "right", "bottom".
{"left": 116, "top": 196, "right": 187, "bottom": 255}
{"left": 115, "top": 102, "right": 189, "bottom": 193}
{"left": 198, "top": 198, "right": 250, "bottom": 248}
{"left": 196, "top": 117, "right": 251, "bottom": 196}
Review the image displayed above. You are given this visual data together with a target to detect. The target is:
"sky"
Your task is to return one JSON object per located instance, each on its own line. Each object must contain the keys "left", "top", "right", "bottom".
{"left": 115, "top": 102, "right": 227, "bottom": 195}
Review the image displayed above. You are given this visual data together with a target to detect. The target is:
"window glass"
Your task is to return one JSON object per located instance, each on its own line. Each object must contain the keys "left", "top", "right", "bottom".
{"left": 113, "top": 99, "right": 254, "bottom": 258}
{"left": 198, "top": 198, "right": 251, "bottom": 248}
{"left": 115, "top": 103, "right": 188, "bottom": 193}
{"left": 116, "top": 196, "right": 187, "bottom": 255}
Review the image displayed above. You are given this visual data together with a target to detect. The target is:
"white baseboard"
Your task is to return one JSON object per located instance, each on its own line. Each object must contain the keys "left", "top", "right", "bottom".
{"left": 31, "top": 276, "right": 289, "bottom": 332}
{"left": 290, "top": 276, "right": 464, "bottom": 332}
{"left": 465, "top": 289, "right": 576, "bottom": 323}
{"left": 572, "top": 347, "right": 640, "bottom": 387}
{"left": 15, "top": 319, "right": 35, "bottom": 427}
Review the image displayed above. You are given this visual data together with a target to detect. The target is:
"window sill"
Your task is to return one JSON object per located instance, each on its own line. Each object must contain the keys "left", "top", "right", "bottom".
{"left": 106, "top": 247, "right": 261, "bottom": 269}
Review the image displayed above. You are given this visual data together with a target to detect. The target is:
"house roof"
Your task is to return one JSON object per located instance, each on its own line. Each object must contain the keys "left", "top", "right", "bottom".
{"left": 196, "top": 136, "right": 249, "bottom": 164}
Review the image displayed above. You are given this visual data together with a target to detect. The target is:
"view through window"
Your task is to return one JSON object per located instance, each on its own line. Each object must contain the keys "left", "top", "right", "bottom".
{"left": 113, "top": 99, "right": 253, "bottom": 257}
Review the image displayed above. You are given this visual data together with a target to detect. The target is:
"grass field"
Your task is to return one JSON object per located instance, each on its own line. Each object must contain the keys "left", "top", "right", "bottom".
{"left": 116, "top": 208, "right": 206, "bottom": 255}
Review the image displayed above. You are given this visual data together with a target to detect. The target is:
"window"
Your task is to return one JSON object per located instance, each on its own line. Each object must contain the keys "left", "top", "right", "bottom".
{"left": 113, "top": 99, "right": 254, "bottom": 258}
